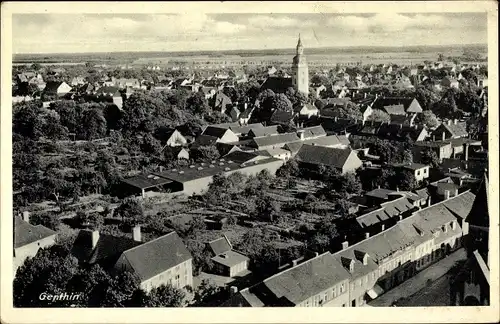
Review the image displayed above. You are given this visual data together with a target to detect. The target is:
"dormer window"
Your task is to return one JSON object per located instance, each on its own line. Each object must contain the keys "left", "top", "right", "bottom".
{"left": 451, "top": 221, "right": 457, "bottom": 230}
{"left": 349, "top": 260, "right": 354, "bottom": 273}
{"left": 442, "top": 224, "right": 448, "bottom": 233}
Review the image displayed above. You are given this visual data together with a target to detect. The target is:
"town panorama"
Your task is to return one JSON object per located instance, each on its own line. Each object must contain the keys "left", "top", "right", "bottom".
{"left": 12, "top": 13, "right": 490, "bottom": 308}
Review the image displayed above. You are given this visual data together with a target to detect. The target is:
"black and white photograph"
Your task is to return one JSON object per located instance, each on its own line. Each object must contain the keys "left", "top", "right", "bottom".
{"left": 1, "top": 1, "right": 498, "bottom": 322}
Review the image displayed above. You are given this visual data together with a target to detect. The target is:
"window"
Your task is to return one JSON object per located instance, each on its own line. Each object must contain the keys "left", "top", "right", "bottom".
{"left": 332, "top": 287, "right": 337, "bottom": 298}
{"left": 417, "top": 170, "right": 420, "bottom": 176}
{"left": 352, "top": 299, "right": 356, "bottom": 307}
{"left": 342, "top": 304, "right": 346, "bottom": 307}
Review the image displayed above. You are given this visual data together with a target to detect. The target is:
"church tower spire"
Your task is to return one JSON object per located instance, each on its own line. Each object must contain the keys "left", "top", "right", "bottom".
{"left": 291, "top": 34, "right": 309, "bottom": 96}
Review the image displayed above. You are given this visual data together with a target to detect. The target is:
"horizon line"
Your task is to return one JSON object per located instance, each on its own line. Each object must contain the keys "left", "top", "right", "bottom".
{"left": 12, "top": 42, "right": 488, "bottom": 57}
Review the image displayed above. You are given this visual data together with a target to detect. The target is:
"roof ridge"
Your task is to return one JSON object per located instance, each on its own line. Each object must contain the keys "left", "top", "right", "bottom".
{"left": 262, "top": 252, "right": 332, "bottom": 283}
{"left": 123, "top": 231, "right": 176, "bottom": 254}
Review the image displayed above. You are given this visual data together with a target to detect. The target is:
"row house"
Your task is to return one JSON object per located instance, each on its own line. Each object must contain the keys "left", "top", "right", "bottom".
{"left": 224, "top": 191, "right": 476, "bottom": 307}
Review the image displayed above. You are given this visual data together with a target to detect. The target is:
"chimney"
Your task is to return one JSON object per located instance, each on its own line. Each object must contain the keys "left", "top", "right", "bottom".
{"left": 447, "top": 120, "right": 452, "bottom": 126}
{"left": 442, "top": 132, "right": 446, "bottom": 141}
{"left": 454, "top": 188, "right": 459, "bottom": 196}
{"left": 378, "top": 185, "right": 381, "bottom": 189}
{"left": 229, "top": 286, "right": 238, "bottom": 296}
{"left": 91, "top": 230, "right": 100, "bottom": 249}
{"left": 454, "top": 119, "right": 458, "bottom": 125}
{"left": 399, "top": 215, "right": 403, "bottom": 221}
{"left": 451, "top": 220, "right": 457, "bottom": 230}
{"left": 292, "top": 259, "right": 299, "bottom": 267}
{"left": 133, "top": 225, "right": 142, "bottom": 242}
{"left": 159, "top": 166, "right": 164, "bottom": 172}
{"left": 365, "top": 232, "right": 370, "bottom": 239}
{"left": 22, "top": 211, "right": 30, "bottom": 223}
{"left": 341, "top": 241, "right": 349, "bottom": 250}
{"left": 427, "top": 196, "right": 432, "bottom": 206}
{"left": 297, "top": 130, "right": 305, "bottom": 140}
{"left": 381, "top": 224, "right": 385, "bottom": 231}
{"left": 444, "top": 190, "right": 450, "bottom": 200}
{"left": 433, "top": 135, "right": 436, "bottom": 141}
{"left": 364, "top": 92, "right": 367, "bottom": 99}
{"left": 396, "top": 187, "right": 399, "bottom": 192}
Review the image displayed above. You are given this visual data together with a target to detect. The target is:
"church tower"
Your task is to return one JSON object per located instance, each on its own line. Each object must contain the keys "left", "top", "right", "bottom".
{"left": 292, "top": 34, "right": 309, "bottom": 96}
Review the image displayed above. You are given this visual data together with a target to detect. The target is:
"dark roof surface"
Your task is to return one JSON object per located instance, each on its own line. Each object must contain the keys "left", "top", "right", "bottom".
{"left": 296, "top": 145, "right": 355, "bottom": 169}
{"left": 121, "top": 231, "right": 192, "bottom": 281}
{"left": 14, "top": 217, "right": 56, "bottom": 249}
{"left": 207, "top": 237, "right": 232, "bottom": 256}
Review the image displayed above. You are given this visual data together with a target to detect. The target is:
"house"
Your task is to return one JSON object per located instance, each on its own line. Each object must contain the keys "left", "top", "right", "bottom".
{"left": 43, "top": 81, "right": 72, "bottom": 97}
{"left": 441, "top": 77, "right": 460, "bottom": 89}
{"left": 413, "top": 141, "right": 453, "bottom": 162}
{"left": 71, "top": 77, "right": 86, "bottom": 86}
{"left": 360, "top": 123, "right": 428, "bottom": 142}
{"left": 389, "top": 114, "right": 416, "bottom": 127}
{"left": 115, "top": 231, "right": 193, "bottom": 291}
{"left": 270, "top": 110, "right": 295, "bottom": 126}
{"left": 296, "top": 103, "right": 319, "bottom": 118}
{"left": 248, "top": 133, "right": 300, "bottom": 150}
{"left": 206, "top": 236, "right": 249, "bottom": 277}
{"left": 14, "top": 213, "right": 57, "bottom": 271}
{"left": 391, "top": 162, "right": 430, "bottom": 182}
{"left": 248, "top": 125, "right": 279, "bottom": 138}
{"left": 157, "top": 129, "right": 188, "bottom": 147}
{"left": 71, "top": 227, "right": 142, "bottom": 267}
{"left": 113, "top": 78, "right": 141, "bottom": 89}
{"left": 162, "top": 146, "right": 190, "bottom": 161}
{"left": 284, "top": 135, "right": 350, "bottom": 157}
{"left": 297, "top": 125, "right": 327, "bottom": 140}
{"left": 372, "top": 97, "right": 423, "bottom": 114}
{"left": 295, "top": 145, "right": 363, "bottom": 174}
{"left": 310, "top": 85, "right": 327, "bottom": 99}
{"left": 260, "top": 76, "right": 293, "bottom": 94}
{"left": 224, "top": 252, "right": 351, "bottom": 307}
{"left": 212, "top": 91, "right": 233, "bottom": 114}
{"left": 382, "top": 104, "right": 406, "bottom": 116}
{"left": 201, "top": 127, "right": 239, "bottom": 144}
{"left": 450, "top": 174, "right": 490, "bottom": 306}
{"left": 94, "top": 86, "right": 123, "bottom": 109}
{"left": 122, "top": 156, "right": 284, "bottom": 196}
{"left": 200, "top": 87, "right": 217, "bottom": 100}
{"left": 431, "top": 120, "right": 468, "bottom": 140}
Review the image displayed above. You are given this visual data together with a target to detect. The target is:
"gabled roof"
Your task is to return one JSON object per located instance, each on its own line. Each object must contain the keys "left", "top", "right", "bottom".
{"left": 248, "top": 125, "right": 279, "bottom": 137}
{"left": 251, "top": 133, "right": 300, "bottom": 148}
{"left": 202, "top": 126, "right": 232, "bottom": 138}
{"left": 299, "top": 125, "right": 327, "bottom": 139}
{"left": 223, "top": 151, "right": 263, "bottom": 164}
{"left": 71, "top": 230, "right": 141, "bottom": 265}
{"left": 382, "top": 104, "right": 406, "bottom": 115}
{"left": 96, "top": 86, "right": 121, "bottom": 96}
{"left": 120, "top": 231, "right": 192, "bottom": 282}
{"left": 295, "top": 145, "right": 355, "bottom": 169}
{"left": 284, "top": 135, "right": 350, "bottom": 154}
{"left": 356, "top": 197, "right": 415, "bottom": 228}
{"left": 260, "top": 76, "right": 293, "bottom": 93}
{"left": 207, "top": 236, "right": 232, "bottom": 256}
{"left": 438, "top": 122, "right": 468, "bottom": 138}
{"left": 270, "top": 110, "right": 295, "bottom": 124}
{"left": 14, "top": 217, "right": 56, "bottom": 249}
{"left": 260, "top": 253, "right": 350, "bottom": 305}
{"left": 465, "top": 174, "right": 488, "bottom": 226}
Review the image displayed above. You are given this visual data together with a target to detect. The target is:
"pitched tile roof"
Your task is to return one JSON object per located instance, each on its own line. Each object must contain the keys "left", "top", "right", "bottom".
{"left": 260, "top": 76, "right": 293, "bottom": 93}
{"left": 14, "top": 217, "right": 56, "bottom": 249}
{"left": 207, "top": 237, "right": 232, "bottom": 256}
{"left": 295, "top": 145, "right": 355, "bottom": 169}
{"left": 382, "top": 104, "right": 406, "bottom": 115}
{"left": 212, "top": 250, "right": 249, "bottom": 267}
{"left": 356, "top": 197, "right": 416, "bottom": 228}
{"left": 251, "top": 133, "right": 300, "bottom": 148}
{"left": 230, "top": 123, "right": 264, "bottom": 135}
{"left": 284, "top": 135, "right": 350, "bottom": 154}
{"left": 121, "top": 173, "right": 173, "bottom": 190}
{"left": 261, "top": 252, "right": 350, "bottom": 305}
{"left": 71, "top": 230, "right": 141, "bottom": 265}
{"left": 248, "top": 126, "right": 279, "bottom": 137}
{"left": 299, "top": 125, "right": 327, "bottom": 139}
{"left": 121, "top": 231, "right": 192, "bottom": 282}
{"left": 442, "top": 190, "right": 476, "bottom": 220}
{"left": 442, "top": 122, "right": 468, "bottom": 138}
{"left": 202, "top": 126, "right": 231, "bottom": 139}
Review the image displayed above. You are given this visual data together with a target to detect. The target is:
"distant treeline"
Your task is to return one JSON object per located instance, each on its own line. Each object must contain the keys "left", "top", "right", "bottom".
{"left": 14, "top": 43, "right": 487, "bottom": 64}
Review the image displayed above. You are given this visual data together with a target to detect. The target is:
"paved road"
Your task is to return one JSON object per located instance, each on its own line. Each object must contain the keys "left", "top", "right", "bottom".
{"left": 395, "top": 274, "right": 451, "bottom": 307}
{"left": 367, "top": 248, "right": 467, "bottom": 307}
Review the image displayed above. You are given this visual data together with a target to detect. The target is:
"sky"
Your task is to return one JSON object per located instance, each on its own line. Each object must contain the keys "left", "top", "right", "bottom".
{"left": 12, "top": 13, "right": 487, "bottom": 54}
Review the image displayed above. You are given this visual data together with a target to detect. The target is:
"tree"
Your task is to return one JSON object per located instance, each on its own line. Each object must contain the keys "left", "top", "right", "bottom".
{"left": 43, "top": 168, "right": 75, "bottom": 209}
{"left": 79, "top": 108, "right": 107, "bottom": 140}
{"left": 306, "top": 233, "right": 330, "bottom": 253}
{"left": 30, "top": 212, "right": 61, "bottom": 231}
{"left": 115, "top": 197, "right": 144, "bottom": 226}
{"left": 367, "top": 109, "right": 391, "bottom": 123}
{"left": 104, "top": 104, "right": 123, "bottom": 131}
{"left": 186, "top": 92, "right": 209, "bottom": 116}
{"left": 141, "top": 284, "right": 186, "bottom": 307}
{"left": 391, "top": 170, "right": 417, "bottom": 191}
{"left": 272, "top": 93, "right": 293, "bottom": 112}
{"left": 194, "top": 279, "right": 222, "bottom": 306}
{"left": 140, "top": 133, "right": 162, "bottom": 156}
{"left": 328, "top": 102, "right": 363, "bottom": 120}
{"left": 420, "top": 148, "right": 440, "bottom": 168}
{"left": 327, "top": 173, "right": 362, "bottom": 196}
{"left": 14, "top": 245, "right": 79, "bottom": 307}
{"left": 192, "top": 145, "right": 220, "bottom": 162}
{"left": 184, "top": 238, "right": 214, "bottom": 276}
{"left": 419, "top": 110, "right": 439, "bottom": 128}
{"left": 13, "top": 102, "right": 44, "bottom": 140}
{"left": 99, "top": 269, "right": 142, "bottom": 307}
{"left": 75, "top": 210, "right": 104, "bottom": 230}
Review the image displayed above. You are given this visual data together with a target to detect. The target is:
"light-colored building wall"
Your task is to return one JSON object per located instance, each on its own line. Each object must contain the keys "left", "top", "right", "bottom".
{"left": 341, "top": 152, "right": 363, "bottom": 174}
{"left": 13, "top": 235, "right": 57, "bottom": 271}
{"left": 297, "top": 279, "right": 349, "bottom": 307}
{"left": 140, "top": 259, "right": 193, "bottom": 292}
{"left": 414, "top": 166, "right": 430, "bottom": 182}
